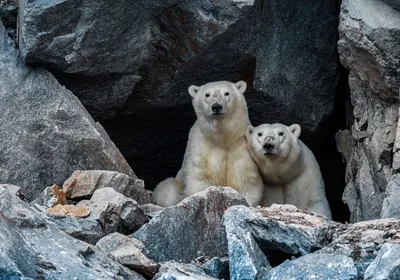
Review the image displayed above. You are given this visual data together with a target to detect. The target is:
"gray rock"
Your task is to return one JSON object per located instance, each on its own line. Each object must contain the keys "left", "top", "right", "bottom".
{"left": 0, "top": 22, "right": 135, "bottom": 201}
{"left": 381, "top": 0, "right": 400, "bottom": 13}
{"left": 133, "top": 186, "right": 248, "bottom": 262}
{"left": 96, "top": 233, "right": 158, "bottom": 278}
{"left": 260, "top": 253, "right": 358, "bottom": 280}
{"left": 0, "top": 0, "right": 17, "bottom": 39}
{"left": 364, "top": 243, "right": 400, "bottom": 280}
{"left": 0, "top": 184, "right": 26, "bottom": 200}
{"left": 140, "top": 203, "right": 164, "bottom": 217}
{"left": 153, "top": 262, "right": 217, "bottom": 280}
{"left": 202, "top": 257, "right": 229, "bottom": 280}
{"left": 63, "top": 170, "right": 151, "bottom": 204}
{"left": 88, "top": 188, "right": 148, "bottom": 235}
{"left": 381, "top": 175, "right": 400, "bottom": 219}
{"left": 0, "top": 183, "right": 145, "bottom": 279}
{"left": 30, "top": 186, "right": 57, "bottom": 208}
{"left": 223, "top": 204, "right": 332, "bottom": 279}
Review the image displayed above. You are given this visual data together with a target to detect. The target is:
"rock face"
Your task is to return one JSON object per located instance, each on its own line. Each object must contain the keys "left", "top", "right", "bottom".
{"left": 260, "top": 253, "right": 358, "bottom": 280}
{"left": 133, "top": 187, "right": 248, "bottom": 262}
{"left": 153, "top": 262, "right": 217, "bottom": 280}
{"left": 0, "top": 185, "right": 145, "bottom": 279}
{"left": 63, "top": 170, "right": 151, "bottom": 204}
{"left": 364, "top": 243, "right": 400, "bottom": 280}
{"left": 337, "top": 0, "right": 400, "bottom": 222}
{"left": 381, "top": 175, "right": 400, "bottom": 219}
{"left": 0, "top": 21, "right": 135, "bottom": 202}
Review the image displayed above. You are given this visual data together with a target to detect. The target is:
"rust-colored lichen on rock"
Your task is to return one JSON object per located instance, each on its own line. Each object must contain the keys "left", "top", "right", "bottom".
{"left": 47, "top": 204, "right": 90, "bottom": 218}
{"left": 52, "top": 184, "right": 67, "bottom": 205}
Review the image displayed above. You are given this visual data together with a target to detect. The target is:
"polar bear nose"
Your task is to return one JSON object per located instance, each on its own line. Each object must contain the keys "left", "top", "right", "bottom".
{"left": 263, "top": 143, "right": 275, "bottom": 150}
{"left": 212, "top": 103, "right": 223, "bottom": 113}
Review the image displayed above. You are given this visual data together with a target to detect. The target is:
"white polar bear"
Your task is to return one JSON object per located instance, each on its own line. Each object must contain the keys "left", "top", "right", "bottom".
{"left": 153, "top": 81, "right": 264, "bottom": 207}
{"left": 245, "top": 123, "right": 332, "bottom": 219}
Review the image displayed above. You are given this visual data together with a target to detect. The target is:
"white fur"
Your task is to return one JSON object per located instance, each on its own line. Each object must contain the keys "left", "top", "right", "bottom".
{"left": 153, "top": 81, "right": 264, "bottom": 207}
{"left": 246, "top": 123, "right": 332, "bottom": 219}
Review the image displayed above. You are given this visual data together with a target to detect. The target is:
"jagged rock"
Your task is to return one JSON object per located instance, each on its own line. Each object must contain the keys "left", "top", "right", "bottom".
{"left": 140, "top": 203, "right": 164, "bottom": 218}
{"left": 63, "top": 170, "right": 151, "bottom": 204}
{"left": 87, "top": 188, "right": 148, "bottom": 235}
{"left": 320, "top": 219, "right": 400, "bottom": 278}
{"left": 381, "top": 0, "right": 400, "bottom": 12}
{"left": 0, "top": 0, "right": 17, "bottom": 39}
{"left": 96, "top": 233, "right": 158, "bottom": 278}
{"left": 0, "top": 184, "right": 145, "bottom": 279}
{"left": 202, "top": 257, "right": 230, "bottom": 280}
{"left": 0, "top": 184, "right": 26, "bottom": 200}
{"left": 47, "top": 204, "right": 91, "bottom": 218}
{"left": 133, "top": 187, "right": 248, "bottom": 262}
{"left": 0, "top": 22, "right": 135, "bottom": 202}
{"left": 364, "top": 243, "right": 400, "bottom": 280}
{"left": 260, "top": 253, "right": 358, "bottom": 280}
{"left": 381, "top": 175, "right": 400, "bottom": 219}
{"left": 338, "top": 0, "right": 400, "bottom": 223}
{"left": 153, "top": 262, "right": 217, "bottom": 280}
{"left": 223, "top": 204, "right": 332, "bottom": 279}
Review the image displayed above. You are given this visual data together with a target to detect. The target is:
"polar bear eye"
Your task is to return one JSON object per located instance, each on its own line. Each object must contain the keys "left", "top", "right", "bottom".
{"left": 258, "top": 132, "right": 263, "bottom": 137}
{"left": 224, "top": 92, "right": 230, "bottom": 96}
{"left": 279, "top": 132, "right": 284, "bottom": 136}
{"left": 205, "top": 93, "right": 210, "bottom": 98}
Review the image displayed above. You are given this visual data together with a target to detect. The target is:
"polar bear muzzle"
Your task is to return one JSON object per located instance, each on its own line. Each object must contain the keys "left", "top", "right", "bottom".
{"left": 211, "top": 102, "right": 223, "bottom": 115}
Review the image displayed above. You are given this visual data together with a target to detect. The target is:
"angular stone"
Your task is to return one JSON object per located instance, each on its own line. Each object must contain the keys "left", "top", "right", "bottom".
{"left": 381, "top": 175, "right": 400, "bottom": 219}
{"left": 140, "top": 203, "right": 164, "bottom": 216}
{"left": 153, "top": 262, "right": 217, "bottom": 280}
{"left": 381, "top": 0, "right": 400, "bottom": 12}
{"left": 133, "top": 187, "right": 248, "bottom": 262}
{"left": 96, "top": 233, "right": 158, "bottom": 278}
{"left": 63, "top": 170, "right": 151, "bottom": 204}
{"left": 260, "top": 253, "right": 358, "bottom": 280}
{"left": 364, "top": 243, "right": 400, "bottom": 280}
{"left": 202, "top": 257, "right": 230, "bottom": 280}
{"left": 0, "top": 22, "right": 135, "bottom": 201}
{"left": 87, "top": 188, "right": 148, "bottom": 234}
{"left": 47, "top": 204, "right": 90, "bottom": 218}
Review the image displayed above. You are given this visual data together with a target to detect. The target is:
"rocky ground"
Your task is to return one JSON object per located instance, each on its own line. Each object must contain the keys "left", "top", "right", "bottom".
{"left": 0, "top": 0, "right": 400, "bottom": 279}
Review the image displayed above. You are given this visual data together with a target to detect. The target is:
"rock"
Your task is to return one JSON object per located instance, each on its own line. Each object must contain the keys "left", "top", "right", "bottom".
{"left": 0, "top": 183, "right": 146, "bottom": 279}
{"left": 0, "top": 184, "right": 26, "bottom": 200}
{"left": 47, "top": 204, "right": 91, "bottom": 218}
{"left": 381, "top": 0, "right": 400, "bottom": 13}
{"left": 381, "top": 175, "right": 400, "bottom": 219}
{"left": 140, "top": 203, "right": 164, "bottom": 217}
{"left": 31, "top": 184, "right": 67, "bottom": 208}
{"left": 223, "top": 204, "right": 332, "bottom": 279}
{"left": 260, "top": 253, "right": 358, "bottom": 280}
{"left": 96, "top": 233, "right": 158, "bottom": 278}
{"left": 87, "top": 188, "right": 148, "bottom": 235}
{"left": 63, "top": 170, "right": 151, "bottom": 204}
{"left": 0, "top": 22, "right": 135, "bottom": 201}
{"left": 153, "top": 262, "right": 217, "bottom": 280}
{"left": 132, "top": 186, "right": 248, "bottom": 262}
{"left": 0, "top": 0, "right": 17, "bottom": 39}
{"left": 202, "top": 257, "right": 230, "bottom": 280}
{"left": 364, "top": 243, "right": 400, "bottom": 280}
{"left": 320, "top": 219, "right": 400, "bottom": 278}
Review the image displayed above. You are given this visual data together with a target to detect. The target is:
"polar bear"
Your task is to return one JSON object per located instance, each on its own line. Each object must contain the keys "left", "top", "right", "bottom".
{"left": 153, "top": 81, "right": 264, "bottom": 207}
{"left": 245, "top": 123, "right": 332, "bottom": 219}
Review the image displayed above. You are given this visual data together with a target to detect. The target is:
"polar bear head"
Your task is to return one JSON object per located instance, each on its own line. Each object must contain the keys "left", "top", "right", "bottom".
{"left": 188, "top": 81, "right": 247, "bottom": 118}
{"left": 245, "top": 123, "right": 301, "bottom": 159}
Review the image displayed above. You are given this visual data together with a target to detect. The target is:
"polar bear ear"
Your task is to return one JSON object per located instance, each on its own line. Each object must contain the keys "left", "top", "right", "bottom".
{"left": 235, "top": 81, "right": 247, "bottom": 95}
{"left": 289, "top": 124, "right": 301, "bottom": 138}
{"left": 188, "top": 85, "right": 200, "bottom": 98}
{"left": 245, "top": 125, "right": 254, "bottom": 141}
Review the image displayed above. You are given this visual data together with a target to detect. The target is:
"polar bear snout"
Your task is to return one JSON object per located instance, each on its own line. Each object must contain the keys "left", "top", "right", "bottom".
{"left": 263, "top": 142, "right": 278, "bottom": 156}
{"left": 211, "top": 102, "right": 223, "bottom": 115}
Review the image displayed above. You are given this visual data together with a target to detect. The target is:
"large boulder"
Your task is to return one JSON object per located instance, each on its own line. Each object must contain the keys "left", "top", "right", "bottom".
{"left": 0, "top": 22, "right": 135, "bottom": 201}
{"left": 364, "top": 243, "right": 400, "bottom": 280}
{"left": 337, "top": 0, "right": 400, "bottom": 222}
{"left": 132, "top": 186, "right": 248, "bottom": 262}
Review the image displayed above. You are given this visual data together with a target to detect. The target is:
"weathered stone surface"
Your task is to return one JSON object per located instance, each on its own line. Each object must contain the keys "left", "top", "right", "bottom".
{"left": 140, "top": 203, "right": 164, "bottom": 217}
{"left": 133, "top": 187, "right": 248, "bottom": 262}
{"left": 381, "top": 175, "right": 400, "bottom": 219}
{"left": 0, "top": 0, "right": 17, "bottom": 39}
{"left": 364, "top": 243, "right": 400, "bottom": 280}
{"left": 381, "top": 0, "right": 400, "bottom": 12}
{"left": 202, "top": 257, "right": 230, "bottom": 280}
{"left": 0, "top": 184, "right": 26, "bottom": 200}
{"left": 223, "top": 204, "right": 332, "bottom": 279}
{"left": 153, "top": 262, "right": 217, "bottom": 280}
{"left": 87, "top": 188, "right": 148, "bottom": 235}
{"left": 0, "top": 22, "right": 135, "bottom": 201}
{"left": 96, "top": 233, "right": 158, "bottom": 278}
{"left": 47, "top": 204, "right": 90, "bottom": 218}
{"left": 0, "top": 184, "right": 145, "bottom": 279}
{"left": 260, "top": 253, "right": 358, "bottom": 280}
{"left": 63, "top": 170, "right": 151, "bottom": 204}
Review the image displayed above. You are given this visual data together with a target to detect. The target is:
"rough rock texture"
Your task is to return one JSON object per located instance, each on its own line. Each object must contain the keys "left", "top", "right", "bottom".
{"left": 202, "top": 257, "right": 230, "bottom": 280}
{"left": 87, "top": 188, "right": 148, "bottom": 235}
{"left": 0, "top": 22, "right": 135, "bottom": 201}
{"left": 153, "top": 262, "right": 217, "bottom": 280}
{"left": 337, "top": 0, "right": 400, "bottom": 222}
{"left": 260, "top": 253, "right": 358, "bottom": 280}
{"left": 382, "top": 0, "right": 400, "bottom": 12}
{"left": 364, "top": 243, "right": 400, "bottom": 280}
{"left": 96, "top": 233, "right": 158, "bottom": 278}
{"left": 102, "top": 0, "right": 340, "bottom": 190}
{"left": 63, "top": 170, "right": 151, "bottom": 204}
{"left": 18, "top": 0, "right": 250, "bottom": 119}
{"left": 133, "top": 187, "right": 248, "bottom": 262}
{"left": 381, "top": 175, "right": 400, "bottom": 219}
{"left": 0, "top": 185, "right": 145, "bottom": 279}
{"left": 0, "top": 0, "right": 17, "bottom": 39}
{"left": 223, "top": 204, "right": 332, "bottom": 279}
